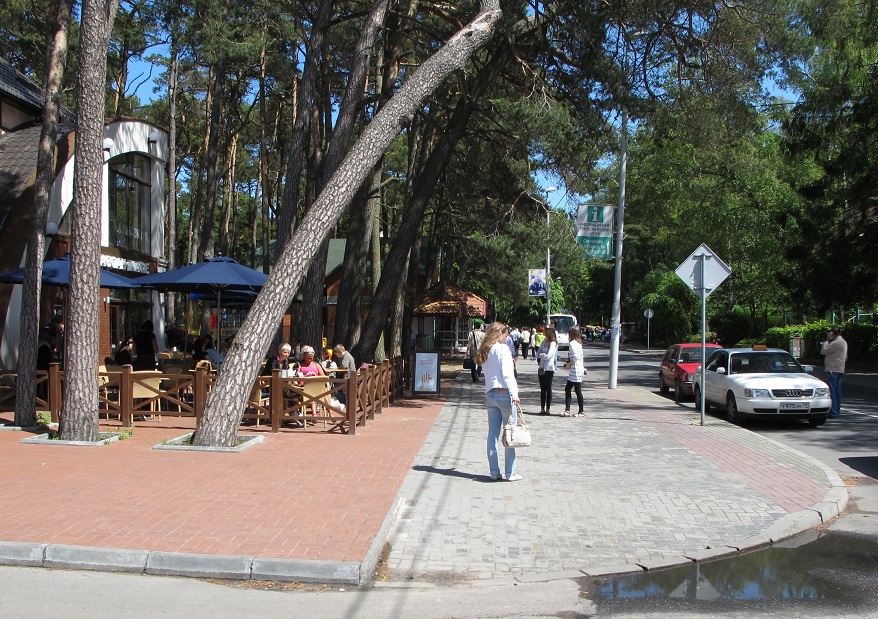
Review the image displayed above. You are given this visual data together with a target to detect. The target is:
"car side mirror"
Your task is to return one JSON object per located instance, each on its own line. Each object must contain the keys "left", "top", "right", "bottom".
{"left": 716, "top": 367, "right": 727, "bottom": 375}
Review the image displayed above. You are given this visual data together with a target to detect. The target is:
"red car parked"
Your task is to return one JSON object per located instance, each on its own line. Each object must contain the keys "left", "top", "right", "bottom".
{"left": 659, "top": 343, "right": 723, "bottom": 402}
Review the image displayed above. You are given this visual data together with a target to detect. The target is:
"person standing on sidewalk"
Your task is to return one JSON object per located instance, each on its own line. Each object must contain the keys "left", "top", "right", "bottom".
{"left": 467, "top": 323, "right": 485, "bottom": 382}
{"left": 475, "top": 322, "right": 521, "bottom": 481}
{"left": 537, "top": 327, "right": 558, "bottom": 416}
{"left": 821, "top": 325, "right": 848, "bottom": 419}
{"left": 520, "top": 327, "right": 531, "bottom": 360}
{"left": 532, "top": 327, "right": 545, "bottom": 360}
{"left": 562, "top": 326, "right": 586, "bottom": 417}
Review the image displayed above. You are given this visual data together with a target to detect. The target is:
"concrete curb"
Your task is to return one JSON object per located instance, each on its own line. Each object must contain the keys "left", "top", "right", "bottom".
{"left": 0, "top": 496, "right": 407, "bottom": 586}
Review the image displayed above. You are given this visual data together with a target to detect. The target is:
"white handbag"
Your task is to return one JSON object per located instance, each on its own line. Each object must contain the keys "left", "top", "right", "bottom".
{"left": 501, "top": 404, "right": 531, "bottom": 448}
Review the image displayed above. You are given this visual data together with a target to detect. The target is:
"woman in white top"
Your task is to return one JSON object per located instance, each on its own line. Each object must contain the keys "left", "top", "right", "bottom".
{"left": 562, "top": 326, "right": 586, "bottom": 417}
{"left": 537, "top": 327, "right": 558, "bottom": 415}
{"left": 475, "top": 322, "right": 521, "bottom": 481}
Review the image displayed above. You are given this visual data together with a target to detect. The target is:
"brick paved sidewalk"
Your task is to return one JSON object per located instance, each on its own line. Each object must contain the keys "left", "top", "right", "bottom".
{"left": 385, "top": 360, "right": 846, "bottom": 582}
{"left": 0, "top": 397, "right": 443, "bottom": 566}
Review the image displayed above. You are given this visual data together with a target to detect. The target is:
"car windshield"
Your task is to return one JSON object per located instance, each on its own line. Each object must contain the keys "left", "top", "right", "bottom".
{"left": 553, "top": 316, "right": 576, "bottom": 333}
{"left": 677, "top": 349, "right": 713, "bottom": 364}
{"left": 729, "top": 352, "right": 804, "bottom": 374}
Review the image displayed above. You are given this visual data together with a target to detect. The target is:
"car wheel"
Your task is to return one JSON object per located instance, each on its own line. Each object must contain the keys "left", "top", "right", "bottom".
{"left": 726, "top": 393, "right": 741, "bottom": 425}
{"left": 694, "top": 386, "right": 709, "bottom": 413}
{"left": 809, "top": 415, "right": 828, "bottom": 427}
{"left": 674, "top": 379, "right": 682, "bottom": 403}
{"left": 659, "top": 374, "right": 669, "bottom": 395}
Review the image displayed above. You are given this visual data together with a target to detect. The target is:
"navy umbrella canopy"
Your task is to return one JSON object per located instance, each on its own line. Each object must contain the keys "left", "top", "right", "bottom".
{"left": 133, "top": 256, "right": 267, "bottom": 292}
{"left": 135, "top": 257, "right": 267, "bottom": 351}
{"left": 0, "top": 255, "right": 139, "bottom": 289}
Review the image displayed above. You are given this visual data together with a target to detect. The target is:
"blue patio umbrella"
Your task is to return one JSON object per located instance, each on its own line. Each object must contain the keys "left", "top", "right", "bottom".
{"left": 134, "top": 256, "right": 267, "bottom": 350}
{"left": 0, "top": 255, "right": 139, "bottom": 289}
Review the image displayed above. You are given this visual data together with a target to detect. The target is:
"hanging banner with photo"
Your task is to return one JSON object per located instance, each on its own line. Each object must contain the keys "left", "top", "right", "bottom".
{"left": 576, "top": 203, "right": 614, "bottom": 259}
{"left": 528, "top": 269, "right": 547, "bottom": 297}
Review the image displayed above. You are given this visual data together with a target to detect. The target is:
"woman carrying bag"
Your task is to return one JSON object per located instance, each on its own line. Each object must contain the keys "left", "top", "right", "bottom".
{"left": 475, "top": 322, "right": 522, "bottom": 482}
{"left": 537, "top": 327, "right": 558, "bottom": 416}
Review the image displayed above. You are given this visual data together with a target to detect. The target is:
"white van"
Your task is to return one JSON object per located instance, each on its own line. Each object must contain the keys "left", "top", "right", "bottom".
{"left": 550, "top": 314, "right": 578, "bottom": 359}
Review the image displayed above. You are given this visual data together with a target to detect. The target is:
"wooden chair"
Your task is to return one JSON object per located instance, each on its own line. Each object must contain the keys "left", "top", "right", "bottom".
{"left": 98, "top": 365, "right": 121, "bottom": 421}
{"left": 195, "top": 359, "right": 215, "bottom": 373}
{"left": 300, "top": 379, "right": 334, "bottom": 428}
{"left": 131, "top": 372, "right": 164, "bottom": 421}
{"left": 248, "top": 383, "right": 270, "bottom": 427}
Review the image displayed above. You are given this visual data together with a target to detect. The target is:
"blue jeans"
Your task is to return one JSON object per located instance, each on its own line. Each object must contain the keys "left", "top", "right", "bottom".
{"left": 826, "top": 371, "right": 843, "bottom": 418}
{"left": 486, "top": 389, "right": 516, "bottom": 478}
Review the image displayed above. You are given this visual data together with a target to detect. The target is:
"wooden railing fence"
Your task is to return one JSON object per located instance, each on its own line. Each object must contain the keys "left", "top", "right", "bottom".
{"left": 0, "top": 356, "right": 409, "bottom": 436}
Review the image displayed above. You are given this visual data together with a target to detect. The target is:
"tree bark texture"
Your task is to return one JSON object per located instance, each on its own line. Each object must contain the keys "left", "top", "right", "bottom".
{"left": 333, "top": 168, "right": 379, "bottom": 348}
{"left": 165, "top": 45, "right": 178, "bottom": 326}
{"left": 352, "top": 57, "right": 503, "bottom": 363}
{"left": 192, "top": 1, "right": 503, "bottom": 446}
{"left": 276, "top": 0, "right": 332, "bottom": 254}
{"left": 198, "top": 54, "right": 227, "bottom": 261}
{"left": 15, "top": 0, "right": 73, "bottom": 427}
{"left": 60, "top": 0, "right": 116, "bottom": 441}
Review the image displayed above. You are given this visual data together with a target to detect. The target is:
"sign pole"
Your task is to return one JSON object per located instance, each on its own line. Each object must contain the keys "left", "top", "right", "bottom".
{"left": 674, "top": 243, "right": 731, "bottom": 428}
{"left": 700, "top": 254, "right": 707, "bottom": 426}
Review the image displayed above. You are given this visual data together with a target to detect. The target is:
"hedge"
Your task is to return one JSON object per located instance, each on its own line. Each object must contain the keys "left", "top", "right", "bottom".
{"left": 764, "top": 321, "right": 878, "bottom": 363}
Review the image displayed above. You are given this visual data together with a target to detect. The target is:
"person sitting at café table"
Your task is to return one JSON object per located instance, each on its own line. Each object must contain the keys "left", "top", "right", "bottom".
{"left": 297, "top": 345, "right": 326, "bottom": 376}
{"left": 332, "top": 344, "right": 356, "bottom": 374}
{"left": 262, "top": 343, "right": 297, "bottom": 375}
{"left": 297, "top": 345, "right": 344, "bottom": 413}
{"left": 115, "top": 339, "right": 134, "bottom": 366}
{"left": 204, "top": 337, "right": 225, "bottom": 367}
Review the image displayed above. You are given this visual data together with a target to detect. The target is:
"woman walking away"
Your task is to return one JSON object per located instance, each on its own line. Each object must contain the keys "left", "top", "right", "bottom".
{"left": 475, "top": 322, "right": 521, "bottom": 482}
{"left": 537, "top": 327, "right": 558, "bottom": 416}
{"left": 562, "top": 326, "right": 586, "bottom": 417}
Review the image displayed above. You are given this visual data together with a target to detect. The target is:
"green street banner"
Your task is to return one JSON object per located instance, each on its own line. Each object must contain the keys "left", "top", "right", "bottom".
{"left": 576, "top": 203, "right": 614, "bottom": 259}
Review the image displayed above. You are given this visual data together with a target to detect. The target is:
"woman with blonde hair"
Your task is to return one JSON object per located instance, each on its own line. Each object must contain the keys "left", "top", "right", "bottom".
{"left": 475, "top": 322, "right": 521, "bottom": 481}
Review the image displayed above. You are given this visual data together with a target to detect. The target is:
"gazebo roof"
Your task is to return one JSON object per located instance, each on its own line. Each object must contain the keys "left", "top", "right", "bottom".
{"left": 413, "top": 281, "right": 486, "bottom": 317}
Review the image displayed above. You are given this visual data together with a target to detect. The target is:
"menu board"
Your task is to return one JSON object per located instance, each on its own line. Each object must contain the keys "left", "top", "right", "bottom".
{"left": 412, "top": 351, "right": 440, "bottom": 395}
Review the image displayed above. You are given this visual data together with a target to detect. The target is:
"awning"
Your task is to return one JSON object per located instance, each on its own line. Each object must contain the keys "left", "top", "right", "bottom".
{"left": 413, "top": 281, "right": 486, "bottom": 317}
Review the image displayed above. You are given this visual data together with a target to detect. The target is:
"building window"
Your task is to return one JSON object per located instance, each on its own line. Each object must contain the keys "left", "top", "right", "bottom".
{"left": 108, "top": 153, "right": 151, "bottom": 254}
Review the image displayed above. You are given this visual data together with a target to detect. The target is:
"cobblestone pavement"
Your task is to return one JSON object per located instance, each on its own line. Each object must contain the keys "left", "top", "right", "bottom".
{"left": 386, "top": 359, "right": 841, "bottom": 582}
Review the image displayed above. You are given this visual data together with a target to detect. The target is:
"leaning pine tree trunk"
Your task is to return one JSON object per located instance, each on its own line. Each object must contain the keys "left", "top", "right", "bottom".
{"left": 59, "top": 0, "right": 116, "bottom": 441}
{"left": 15, "top": 0, "right": 73, "bottom": 428}
{"left": 192, "top": 1, "right": 503, "bottom": 446}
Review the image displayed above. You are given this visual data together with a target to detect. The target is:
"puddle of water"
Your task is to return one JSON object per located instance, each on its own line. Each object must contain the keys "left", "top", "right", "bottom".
{"left": 587, "top": 531, "right": 878, "bottom": 613}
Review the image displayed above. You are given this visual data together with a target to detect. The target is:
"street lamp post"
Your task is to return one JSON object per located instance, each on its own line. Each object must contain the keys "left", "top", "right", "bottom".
{"left": 544, "top": 186, "right": 557, "bottom": 326}
{"left": 608, "top": 108, "right": 628, "bottom": 389}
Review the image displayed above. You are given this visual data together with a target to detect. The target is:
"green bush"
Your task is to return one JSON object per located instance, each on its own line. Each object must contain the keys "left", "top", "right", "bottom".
{"left": 764, "top": 320, "right": 878, "bottom": 362}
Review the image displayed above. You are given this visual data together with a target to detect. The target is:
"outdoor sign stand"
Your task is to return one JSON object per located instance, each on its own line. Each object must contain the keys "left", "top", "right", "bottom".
{"left": 412, "top": 351, "right": 441, "bottom": 397}
{"left": 644, "top": 308, "right": 654, "bottom": 351}
{"left": 675, "top": 244, "right": 731, "bottom": 425}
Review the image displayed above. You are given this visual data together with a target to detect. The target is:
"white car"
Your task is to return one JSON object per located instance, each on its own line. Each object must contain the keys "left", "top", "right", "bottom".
{"left": 693, "top": 347, "right": 832, "bottom": 426}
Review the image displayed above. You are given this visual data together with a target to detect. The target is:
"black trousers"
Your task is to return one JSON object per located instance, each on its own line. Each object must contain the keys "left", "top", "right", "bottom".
{"left": 565, "top": 380, "right": 583, "bottom": 412}
{"left": 539, "top": 370, "right": 555, "bottom": 412}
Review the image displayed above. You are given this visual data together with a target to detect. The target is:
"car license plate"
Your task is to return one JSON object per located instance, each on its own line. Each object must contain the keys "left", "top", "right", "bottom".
{"left": 780, "top": 402, "right": 809, "bottom": 411}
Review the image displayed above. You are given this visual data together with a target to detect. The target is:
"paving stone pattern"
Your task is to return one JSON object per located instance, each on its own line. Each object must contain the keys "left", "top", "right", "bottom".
{"left": 387, "top": 361, "right": 832, "bottom": 580}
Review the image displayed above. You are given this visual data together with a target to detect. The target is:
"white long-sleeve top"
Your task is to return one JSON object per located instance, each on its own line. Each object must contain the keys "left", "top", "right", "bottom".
{"left": 567, "top": 340, "right": 585, "bottom": 382}
{"left": 483, "top": 342, "right": 519, "bottom": 400}
{"left": 538, "top": 340, "right": 558, "bottom": 372}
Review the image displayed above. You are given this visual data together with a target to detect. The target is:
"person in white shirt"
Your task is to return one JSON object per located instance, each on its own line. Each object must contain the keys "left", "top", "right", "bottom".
{"left": 475, "top": 322, "right": 522, "bottom": 481}
{"left": 562, "top": 326, "right": 587, "bottom": 417}
{"left": 537, "top": 327, "right": 558, "bottom": 415}
{"left": 520, "top": 328, "right": 531, "bottom": 359}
